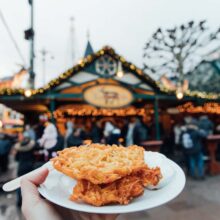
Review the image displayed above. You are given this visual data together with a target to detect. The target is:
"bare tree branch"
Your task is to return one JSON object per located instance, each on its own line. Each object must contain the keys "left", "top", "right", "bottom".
{"left": 143, "top": 20, "right": 220, "bottom": 81}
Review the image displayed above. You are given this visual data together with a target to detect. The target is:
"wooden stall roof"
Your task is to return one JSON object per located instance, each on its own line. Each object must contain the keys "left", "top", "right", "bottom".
{"left": 0, "top": 46, "right": 167, "bottom": 113}
{"left": 0, "top": 46, "right": 219, "bottom": 115}
{"left": 0, "top": 46, "right": 161, "bottom": 96}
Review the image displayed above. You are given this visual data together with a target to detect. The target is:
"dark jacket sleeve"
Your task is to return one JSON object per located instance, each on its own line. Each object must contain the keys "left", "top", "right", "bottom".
{"left": 133, "top": 125, "right": 147, "bottom": 145}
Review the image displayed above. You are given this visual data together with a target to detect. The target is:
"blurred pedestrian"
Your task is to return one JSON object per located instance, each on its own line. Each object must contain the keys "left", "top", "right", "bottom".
{"left": 64, "top": 121, "right": 74, "bottom": 148}
{"left": 181, "top": 120, "right": 206, "bottom": 179}
{"left": 160, "top": 131, "right": 175, "bottom": 159}
{"left": 35, "top": 115, "right": 47, "bottom": 140}
{"left": 38, "top": 117, "right": 58, "bottom": 160}
{"left": 67, "top": 125, "right": 86, "bottom": 147}
{"left": 107, "top": 124, "right": 121, "bottom": 145}
{"left": 124, "top": 117, "right": 147, "bottom": 146}
{"left": 104, "top": 121, "right": 114, "bottom": 140}
{"left": 198, "top": 115, "right": 214, "bottom": 136}
{"left": 0, "top": 133, "right": 13, "bottom": 173}
{"left": 24, "top": 124, "right": 36, "bottom": 141}
{"left": 214, "top": 120, "right": 220, "bottom": 161}
{"left": 174, "top": 123, "right": 182, "bottom": 149}
{"left": 14, "top": 133, "right": 35, "bottom": 207}
{"left": 91, "top": 120, "right": 103, "bottom": 143}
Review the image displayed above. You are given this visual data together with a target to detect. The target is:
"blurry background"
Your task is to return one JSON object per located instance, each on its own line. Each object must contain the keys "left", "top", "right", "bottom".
{"left": 1, "top": 0, "right": 220, "bottom": 87}
{"left": 1, "top": 1, "right": 220, "bottom": 220}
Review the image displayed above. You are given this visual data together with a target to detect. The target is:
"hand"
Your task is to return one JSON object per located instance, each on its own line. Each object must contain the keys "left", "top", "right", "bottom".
{"left": 21, "top": 167, "right": 63, "bottom": 220}
{"left": 21, "top": 167, "right": 118, "bottom": 220}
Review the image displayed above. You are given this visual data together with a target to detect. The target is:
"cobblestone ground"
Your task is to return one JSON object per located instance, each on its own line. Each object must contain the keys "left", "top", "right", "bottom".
{"left": 1, "top": 158, "right": 220, "bottom": 220}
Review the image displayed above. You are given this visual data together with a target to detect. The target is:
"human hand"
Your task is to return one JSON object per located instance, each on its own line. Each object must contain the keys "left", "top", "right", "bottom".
{"left": 21, "top": 167, "right": 64, "bottom": 220}
{"left": 21, "top": 167, "right": 118, "bottom": 220}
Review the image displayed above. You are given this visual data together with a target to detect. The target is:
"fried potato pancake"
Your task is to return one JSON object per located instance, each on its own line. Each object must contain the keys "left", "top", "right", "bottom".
{"left": 52, "top": 144, "right": 146, "bottom": 184}
{"left": 51, "top": 144, "right": 162, "bottom": 206}
{"left": 70, "top": 166, "right": 161, "bottom": 206}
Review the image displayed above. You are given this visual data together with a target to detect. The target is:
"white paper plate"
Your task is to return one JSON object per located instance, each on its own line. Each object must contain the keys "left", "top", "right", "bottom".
{"left": 38, "top": 151, "right": 185, "bottom": 214}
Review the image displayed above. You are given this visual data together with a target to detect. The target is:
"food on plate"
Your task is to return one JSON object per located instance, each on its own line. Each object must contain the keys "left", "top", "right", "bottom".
{"left": 70, "top": 166, "right": 161, "bottom": 206}
{"left": 52, "top": 144, "right": 147, "bottom": 184}
{"left": 51, "top": 144, "right": 162, "bottom": 206}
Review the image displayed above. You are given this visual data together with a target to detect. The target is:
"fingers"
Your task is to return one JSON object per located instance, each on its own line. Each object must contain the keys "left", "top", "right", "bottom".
{"left": 21, "top": 167, "right": 49, "bottom": 210}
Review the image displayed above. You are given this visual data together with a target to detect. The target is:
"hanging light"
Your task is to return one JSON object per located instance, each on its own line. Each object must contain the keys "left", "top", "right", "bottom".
{"left": 116, "top": 61, "right": 124, "bottom": 78}
{"left": 176, "top": 90, "right": 184, "bottom": 99}
{"left": 24, "top": 89, "right": 32, "bottom": 97}
{"left": 176, "top": 84, "right": 184, "bottom": 99}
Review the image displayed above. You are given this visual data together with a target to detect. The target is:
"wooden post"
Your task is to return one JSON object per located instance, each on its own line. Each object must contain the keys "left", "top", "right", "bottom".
{"left": 154, "top": 97, "right": 160, "bottom": 140}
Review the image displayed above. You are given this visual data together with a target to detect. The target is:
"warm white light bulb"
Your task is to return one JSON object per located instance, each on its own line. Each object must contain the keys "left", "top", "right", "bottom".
{"left": 176, "top": 91, "right": 184, "bottom": 100}
{"left": 117, "top": 71, "right": 124, "bottom": 78}
{"left": 24, "top": 89, "right": 32, "bottom": 97}
{"left": 117, "top": 61, "right": 124, "bottom": 78}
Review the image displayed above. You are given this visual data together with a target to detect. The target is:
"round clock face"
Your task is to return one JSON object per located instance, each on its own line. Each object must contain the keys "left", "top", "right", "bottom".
{"left": 95, "top": 55, "right": 117, "bottom": 76}
{"left": 83, "top": 84, "right": 133, "bottom": 108}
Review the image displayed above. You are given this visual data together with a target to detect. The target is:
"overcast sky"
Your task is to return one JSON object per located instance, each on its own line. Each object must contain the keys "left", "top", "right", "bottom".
{"left": 1, "top": 0, "right": 220, "bottom": 87}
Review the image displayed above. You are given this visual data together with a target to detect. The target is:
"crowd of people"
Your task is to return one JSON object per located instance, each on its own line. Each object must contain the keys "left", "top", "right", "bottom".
{"left": 64, "top": 116, "right": 148, "bottom": 147}
{"left": 172, "top": 115, "right": 215, "bottom": 180}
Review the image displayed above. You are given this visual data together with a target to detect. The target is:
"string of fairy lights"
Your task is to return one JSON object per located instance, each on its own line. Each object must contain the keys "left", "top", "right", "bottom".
{"left": 45, "top": 105, "right": 154, "bottom": 119}
{"left": 40, "top": 104, "right": 156, "bottom": 125}
{"left": 1, "top": 46, "right": 220, "bottom": 102}
{"left": 157, "top": 82, "right": 220, "bottom": 100}
{"left": 177, "top": 102, "right": 220, "bottom": 114}
{"left": 0, "top": 46, "right": 158, "bottom": 97}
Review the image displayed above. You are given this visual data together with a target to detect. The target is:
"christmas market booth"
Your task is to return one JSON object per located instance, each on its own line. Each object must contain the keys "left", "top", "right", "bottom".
{"left": 1, "top": 45, "right": 220, "bottom": 142}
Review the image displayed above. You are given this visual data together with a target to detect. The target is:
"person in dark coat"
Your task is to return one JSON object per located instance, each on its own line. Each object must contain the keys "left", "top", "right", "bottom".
{"left": 35, "top": 115, "right": 47, "bottom": 140}
{"left": 124, "top": 117, "right": 147, "bottom": 146}
{"left": 67, "top": 126, "right": 86, "bottom": 147}
{"left": 181, "top": 120, "right": 206, "bottom": 179}
{"left": 14, "top": 133, "right": 35, "bottom": 207}
{"left": 0, "top": 133, "right": 13, "bottom": 173}
{"left": 198, "top": 115, "right": 214, "bottom": 156}
{"left": 91, "top": 121, "right": 103, "bottom": 143}
{"left": 198, "top": 115, "right": 214, "bottom": 136}
{"left": 107, "top": 126, "right": 121, "bottom": 145}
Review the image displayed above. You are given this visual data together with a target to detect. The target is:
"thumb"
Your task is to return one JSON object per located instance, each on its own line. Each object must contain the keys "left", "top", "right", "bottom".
{"left": 21, "top": 167, "right": 49, "bottom": 206}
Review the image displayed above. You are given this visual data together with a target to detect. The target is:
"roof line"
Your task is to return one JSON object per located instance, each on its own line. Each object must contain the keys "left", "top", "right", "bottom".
{"left": 39, "top": 45, "right": 161, "bottom": 93}
{"left": 1, "top": 46, "right": 219, "bottom": 100}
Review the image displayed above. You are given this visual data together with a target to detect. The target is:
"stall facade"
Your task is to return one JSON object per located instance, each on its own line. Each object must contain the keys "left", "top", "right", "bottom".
{"left": 1, "top": 46, "right": 219, "bottom": 139}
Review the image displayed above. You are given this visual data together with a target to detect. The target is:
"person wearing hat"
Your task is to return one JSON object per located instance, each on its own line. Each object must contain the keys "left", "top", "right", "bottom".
{"left": 14, "top": 132, "right": 35, "bottom": 207}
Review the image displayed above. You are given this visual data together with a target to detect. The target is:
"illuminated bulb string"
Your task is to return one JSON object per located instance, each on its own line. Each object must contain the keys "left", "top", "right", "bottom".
{"left": 177, "top": 102, "right": 220, "bottom": 114}
{"left": 0, "top": 46, "right": 220, "bottom": 100}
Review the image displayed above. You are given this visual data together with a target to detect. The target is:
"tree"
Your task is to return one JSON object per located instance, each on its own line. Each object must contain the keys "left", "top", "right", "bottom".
{"left": 143, "top": 20, "right": 220, "bottom": 82}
